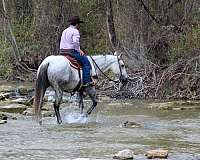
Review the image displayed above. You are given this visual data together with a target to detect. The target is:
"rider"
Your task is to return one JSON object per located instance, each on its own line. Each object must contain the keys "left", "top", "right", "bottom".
{"left": 59, "top": 15, "right": 93, "bottom": 87}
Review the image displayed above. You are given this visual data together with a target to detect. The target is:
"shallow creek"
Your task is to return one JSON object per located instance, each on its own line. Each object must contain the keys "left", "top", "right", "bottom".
{"left": 0, "top": 99, "right": 200, "bottom": 160}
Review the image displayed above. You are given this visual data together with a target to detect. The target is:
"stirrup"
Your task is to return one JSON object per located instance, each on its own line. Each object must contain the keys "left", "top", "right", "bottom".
{"left": 82, "top": 82, "right": 94, "bottom": 87}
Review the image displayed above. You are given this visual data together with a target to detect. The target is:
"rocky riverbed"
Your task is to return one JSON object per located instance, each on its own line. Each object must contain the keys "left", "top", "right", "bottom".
{"left": 0, "top": 81, "right": 200, "bottom": 160}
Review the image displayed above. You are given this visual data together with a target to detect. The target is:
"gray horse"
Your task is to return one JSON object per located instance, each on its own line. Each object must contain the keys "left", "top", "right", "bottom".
{"left": 33, "top": 53, "right": 128, "bottom": 124}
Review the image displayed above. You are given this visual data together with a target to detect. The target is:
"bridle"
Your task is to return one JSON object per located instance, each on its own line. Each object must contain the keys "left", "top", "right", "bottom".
{"left": 89, "top": 55, "right": 123, "bottom": 83}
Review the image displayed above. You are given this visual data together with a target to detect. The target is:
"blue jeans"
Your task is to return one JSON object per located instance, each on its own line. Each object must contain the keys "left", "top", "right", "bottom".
{"left": 71, "top": 50, "right": 92, "bottom": 85}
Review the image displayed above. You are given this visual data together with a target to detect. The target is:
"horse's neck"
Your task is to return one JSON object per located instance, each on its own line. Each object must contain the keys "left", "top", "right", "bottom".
{"left": 89, "top": 55, "right": 115, "bottom": 75}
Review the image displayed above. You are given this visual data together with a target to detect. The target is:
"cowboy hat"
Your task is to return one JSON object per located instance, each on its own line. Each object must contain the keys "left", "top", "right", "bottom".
{"left": 68, "top": 16, "right": 83, "bottom": 25}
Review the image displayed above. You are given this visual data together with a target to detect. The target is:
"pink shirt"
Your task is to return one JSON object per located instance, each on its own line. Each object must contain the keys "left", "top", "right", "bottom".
{"left": 59, "top": 25, "right": 80, "bottom": 50}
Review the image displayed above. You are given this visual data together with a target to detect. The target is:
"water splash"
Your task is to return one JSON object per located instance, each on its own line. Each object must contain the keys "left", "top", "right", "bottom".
{"left": 64, "top": 112, "right": 88, "bottom": 124}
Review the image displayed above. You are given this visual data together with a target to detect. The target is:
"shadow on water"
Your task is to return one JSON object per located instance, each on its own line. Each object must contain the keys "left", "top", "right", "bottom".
{"left": 0, "top": 99, "right": 200, "bottom": 160}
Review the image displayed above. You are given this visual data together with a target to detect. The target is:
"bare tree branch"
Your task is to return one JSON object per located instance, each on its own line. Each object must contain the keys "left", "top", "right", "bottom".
{"left": 137, "top": 0, "right": 183, "bottom": 32}
{"left": 0, "top": 7, "right": 8, "bottom": 19}
{"left": 137, "top": 0, "right": 160, "bottom": 24}
{"left": 164, "top": 0, "right": 182, "bottom": 15}
{"left": 2, "top": 0, "right": 21, "bottom": 62}
{"left": 105, "top": 0, "right": 118, "bottom": 51}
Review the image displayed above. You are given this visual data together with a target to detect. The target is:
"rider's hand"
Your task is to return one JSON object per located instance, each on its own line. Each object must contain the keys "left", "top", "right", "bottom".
{"left": 80, "top": 49, "right": 86, "bottom": 56}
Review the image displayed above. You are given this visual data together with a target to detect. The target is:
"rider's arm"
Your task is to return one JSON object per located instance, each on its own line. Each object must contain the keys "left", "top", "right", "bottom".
{"left": 72, "top": 29, "right": 80, "bottom": 51}
{"left": 72, "top": 28, "right": 85, "bottom": 56}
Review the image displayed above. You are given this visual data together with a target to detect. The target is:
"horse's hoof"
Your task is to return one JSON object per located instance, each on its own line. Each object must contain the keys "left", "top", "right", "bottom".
{"left": 39, "top": 120, "right": 42, "bottom": 125}
{"left": 57, "top": 120, "right": 62, "bottom": 124}
{"left": 85, "top": 113, "right": 89, "bottom": 117}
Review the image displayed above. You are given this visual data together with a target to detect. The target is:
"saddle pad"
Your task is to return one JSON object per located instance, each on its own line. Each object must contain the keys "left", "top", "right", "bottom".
{"left": 64, "top": 54, "right": 83, "bottom": 91}
{"left": 64, "top": 55, "right": 82, "bottom": 70}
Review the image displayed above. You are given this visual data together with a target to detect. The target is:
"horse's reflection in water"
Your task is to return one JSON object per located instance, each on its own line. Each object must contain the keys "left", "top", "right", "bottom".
{"left": 33, "top": 53, "right": 128, "bottom": 125}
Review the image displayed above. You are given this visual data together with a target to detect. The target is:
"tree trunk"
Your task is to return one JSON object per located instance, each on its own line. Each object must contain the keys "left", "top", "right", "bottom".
{"left": 2, "top": 0, "right": 21, "bottom": 62}
{"left": 105, "top": 0, "right": 118, "bottom": 51}
{"left": 105, "top": 0, "right": 147, "bottom": 68}
{"left": 33, "top": 0, "right": 71, "bottom": 57}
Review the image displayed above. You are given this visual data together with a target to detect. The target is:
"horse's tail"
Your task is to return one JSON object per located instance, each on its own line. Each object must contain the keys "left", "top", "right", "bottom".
{"left": 33, "top": 62, "right": 50, "bottom": 124}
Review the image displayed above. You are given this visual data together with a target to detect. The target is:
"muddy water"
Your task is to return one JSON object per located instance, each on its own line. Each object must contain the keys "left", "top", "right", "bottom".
{"left": 0, "top": 100, "right": 200, "bottom": 160}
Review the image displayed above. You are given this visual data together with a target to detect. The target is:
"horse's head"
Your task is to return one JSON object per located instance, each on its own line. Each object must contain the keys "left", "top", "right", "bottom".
{"left": 90, "top": 53, "right": 128, "bottom": 89}
{"left": 111, "top": 53, "right": 128, "bottom": 88}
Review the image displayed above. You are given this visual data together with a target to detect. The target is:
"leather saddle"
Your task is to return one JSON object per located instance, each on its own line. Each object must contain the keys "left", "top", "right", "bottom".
{"left": 61, "top": 53, "right": 83, "bottom": 91}
{"left": 62, "top": 53, "right": 82, "bottom": 70}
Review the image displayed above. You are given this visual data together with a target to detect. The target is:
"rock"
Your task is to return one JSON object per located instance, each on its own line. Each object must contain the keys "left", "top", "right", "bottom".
{"left": 108, "top": 102, "right": 122, "bottom": 107}
{"left": 0, "top": 85, "right": 15, "bottom": 92}
{"left": 0, "top": 104, "right": 27, "bottom": 113}
{"left": 23, "top": 101, "right": 54, "bottom": 117}
{"left": 0, "top": 92, "right": 16, "bottom": 99}
{"left": 0, "top": 94, "right": 6, "bottom": 101}
{"left": 0, "top": 92, "right": 15, "bottom": 100}
{"left": 0, "top": 120, "right": 7, "bottom": 124}
{"left": 147, "top": 101, "right": 200, "bottom": 110}
{"left": 145, "top": 149, "right": 168, "bottom": 159}
{"left": 22, "top": 108, "right": 33, "bottom": 116}
{"left": 11, "top": 96, "right": 34, "bottom": 106}
{"left": 42, "top": 110, "right": 54, "bottom": 117}
{"left": 0, "top": 113, "right": 7, "bottom": 120}
{"left": 122, "top": 121, "right": 141, "bottom": 128}
{"left": 98, "top": 95, "right": 110, "bottom": 101}
{"left": 0, "top": 112, "right": 17, "bottom": 120}
{"left": 23, "top": 108, "right": 54, "bottom": 117}
{"left": 17, "top": 86, "right": 34, "bottom": 96}
{"left": 72, "top": 158, "right": 90, "bottom": 160}
{"left": 59, "top": 158, "right": 104, "bottom": 160}
{"left": 113, "top": 149, "right": 134, "bottom": 159}
{"left": 23, "top": 96, "right": 34, "bottom": 106}
{"left": 12, "top": 98, "right": 27, "bottom": 103}
{"left": 43, "top": 102, "right": 54, "bottom": 111}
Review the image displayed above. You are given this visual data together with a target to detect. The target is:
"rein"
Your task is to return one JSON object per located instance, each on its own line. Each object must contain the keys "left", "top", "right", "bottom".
{"left": 89, "top": 55, "right": 122, "bottom": 83}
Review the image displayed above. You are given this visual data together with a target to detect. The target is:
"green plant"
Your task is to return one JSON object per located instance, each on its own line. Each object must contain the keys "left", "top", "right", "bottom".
{"left": 0, "top": 43, "right": 14, "bottom": 78}
{"left": 169, "top": 25, "right": 200, "bottom": 63}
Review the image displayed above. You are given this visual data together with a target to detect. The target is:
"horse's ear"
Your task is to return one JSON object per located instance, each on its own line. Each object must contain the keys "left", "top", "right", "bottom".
{"left": 114, "top": 51, "right": 122, "bottom": 59}
{"left": 114, "top": 51, "right": 118, "bottom": 55}
{"left": 114, "top": 51, "right": 121, "bottom": 56}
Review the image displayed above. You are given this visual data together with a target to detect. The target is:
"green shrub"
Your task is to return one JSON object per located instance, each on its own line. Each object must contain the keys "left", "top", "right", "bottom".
{"left": 0, "top": 44, "right": 14, "bottom": 78}
{"left": 169, "top": 25, "right": 200, "bottom": 63}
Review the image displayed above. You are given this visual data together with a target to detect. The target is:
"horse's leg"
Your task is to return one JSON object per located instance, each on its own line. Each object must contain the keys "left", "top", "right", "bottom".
{"left": 78, "top": 91, "right": 84, "bottom": 114}
{"left": 84, "top": 86, "right": 97, "bottom": 116}
{"left": 54, "top": 87, "right": 63, "bottom": 124}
